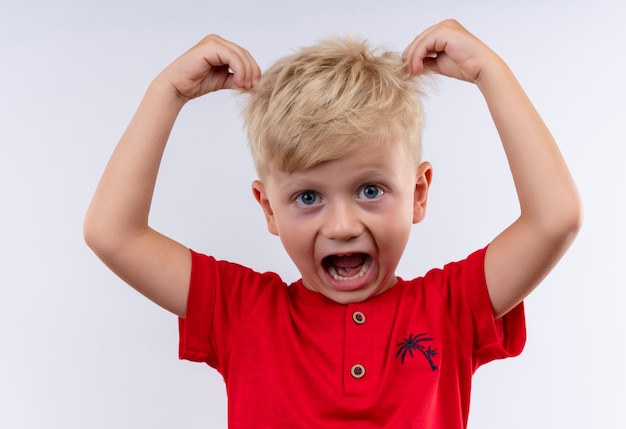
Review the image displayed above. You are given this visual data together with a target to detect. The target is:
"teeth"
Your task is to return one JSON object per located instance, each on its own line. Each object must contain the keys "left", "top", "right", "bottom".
{"left": 327, "top": 257, "right": 371, "bottom": 281}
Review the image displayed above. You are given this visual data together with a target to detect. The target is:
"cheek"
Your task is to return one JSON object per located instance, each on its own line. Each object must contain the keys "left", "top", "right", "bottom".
{"left": 387, "top": 220, "right": 412, "bottom": 247}
{"left": 275, "top": 217, "right": 311, "bottom": 256}
{"left": 377, "top": 202, "right": 414, "bottom": 252}
{"left": 390, "top": 189, "right": 418, "bottom": 224}
{"left": 274, "top": 208, "right": 299, "bottom": 235}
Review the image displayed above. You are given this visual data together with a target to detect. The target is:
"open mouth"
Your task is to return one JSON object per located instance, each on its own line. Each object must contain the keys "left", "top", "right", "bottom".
{"left": 322, "top": 253, "right": 372, "bottom": 281}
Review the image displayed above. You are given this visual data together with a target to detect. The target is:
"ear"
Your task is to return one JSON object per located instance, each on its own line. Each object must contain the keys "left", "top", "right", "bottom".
{"left": 412, "top": 162, "right": 433, "bottom": 224}
{"left": 252, "top": 180, "right": 279, "bottom": 236}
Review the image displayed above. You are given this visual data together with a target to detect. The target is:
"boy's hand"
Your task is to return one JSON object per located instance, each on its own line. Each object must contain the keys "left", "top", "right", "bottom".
{"left": 403, "top": 19, "right": 500, "bottom": 84}
{"left": 160, "top": 34, "right": 261, "bottom": 102}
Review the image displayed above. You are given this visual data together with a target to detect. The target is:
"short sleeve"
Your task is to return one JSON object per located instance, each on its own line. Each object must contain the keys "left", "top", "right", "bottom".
{"left": 178, "top": 250, "right": 218, "bottom": 365}
{"left": 178, "top": 250, "right": 286, "bottom": 370}
{"left": 463, "top": 248, "right": 526, "bottom": 370}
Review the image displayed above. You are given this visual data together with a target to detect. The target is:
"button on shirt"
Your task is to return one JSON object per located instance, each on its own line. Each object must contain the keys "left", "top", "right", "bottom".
{"left": 352, "top": 311, "right": 366, "bottom": 324}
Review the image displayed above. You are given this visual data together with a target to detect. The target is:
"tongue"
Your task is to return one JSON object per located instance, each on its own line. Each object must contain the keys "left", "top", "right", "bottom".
{"left": 327, "top": 254, "right": 366, "bottom": 277}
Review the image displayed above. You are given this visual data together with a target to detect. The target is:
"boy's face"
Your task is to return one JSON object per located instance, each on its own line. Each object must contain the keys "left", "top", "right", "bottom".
{"left": 253, "top": 141, "right": 432, "bottom": 304}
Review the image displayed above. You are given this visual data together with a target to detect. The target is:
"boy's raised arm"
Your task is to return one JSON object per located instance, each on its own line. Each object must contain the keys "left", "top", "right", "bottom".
{"left": 404, "top": 20, "right": 583, "bottom": 318}
{"left": 83, "top": 35, "right": 261, "bottom": 318}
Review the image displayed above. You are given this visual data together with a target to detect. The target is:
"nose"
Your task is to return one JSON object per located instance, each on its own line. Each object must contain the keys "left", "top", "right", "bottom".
{"left": 321, "top": 200, "right": 364, "bottom": 241}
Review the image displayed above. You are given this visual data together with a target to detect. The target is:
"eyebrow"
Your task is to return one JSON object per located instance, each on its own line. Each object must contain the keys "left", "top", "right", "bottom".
{"left": 281, "top": 167, "right": 395, "bottom": 192}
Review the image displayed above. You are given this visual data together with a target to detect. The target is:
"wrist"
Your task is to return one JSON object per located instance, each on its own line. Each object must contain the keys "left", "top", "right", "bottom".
{"left": 148, "top": 74, "right": 190, "bottom": 110}
{"left": 474, "top": 56, "right": 517, "bottom": 95}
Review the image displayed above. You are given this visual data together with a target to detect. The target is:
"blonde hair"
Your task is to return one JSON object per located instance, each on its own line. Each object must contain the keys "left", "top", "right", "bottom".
{"left": 243, "top": 36, "right": 428, "bottom": 179}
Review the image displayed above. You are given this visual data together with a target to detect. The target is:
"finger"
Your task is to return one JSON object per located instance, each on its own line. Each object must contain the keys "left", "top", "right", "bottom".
{"left": 213, "top": 40, "right": 261, "bottom": 89}
{"left": 237, "top": 51, "right": 261, "bottom": 89}
{"left": 226, "top": 55, "right": 260, "bottom": 89}
{"left": 421, "top": 55, "right": 441, "bottom": 75}
{"left": 403, "top": 23, "right": 441, "bottom": 75}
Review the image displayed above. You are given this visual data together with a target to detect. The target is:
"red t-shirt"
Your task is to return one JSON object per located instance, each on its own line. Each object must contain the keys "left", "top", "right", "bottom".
{"left": 179, "top": 247, "right": 525, "bottom": 428}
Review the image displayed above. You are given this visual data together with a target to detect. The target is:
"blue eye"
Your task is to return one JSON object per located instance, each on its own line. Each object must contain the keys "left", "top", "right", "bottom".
{"left": 296, "top": 191, "right": 319, "bottom": 206}
{"left": 359, "top": 185, "right": 383, "bottom": 200}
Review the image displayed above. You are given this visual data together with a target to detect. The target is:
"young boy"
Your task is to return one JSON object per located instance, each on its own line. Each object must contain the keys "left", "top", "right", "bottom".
{"left": 84, "top": 19, "right": 582, "bottom": 428}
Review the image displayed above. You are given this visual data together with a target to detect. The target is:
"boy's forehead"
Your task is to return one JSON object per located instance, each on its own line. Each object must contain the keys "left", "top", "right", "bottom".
{"left": 264, "top": 138, "right": 417, "bottom": 184}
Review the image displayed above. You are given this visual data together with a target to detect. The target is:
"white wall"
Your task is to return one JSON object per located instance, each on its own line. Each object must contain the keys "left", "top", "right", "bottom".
{"left": 1, "top": 1, "right": 624, "bottom": 427}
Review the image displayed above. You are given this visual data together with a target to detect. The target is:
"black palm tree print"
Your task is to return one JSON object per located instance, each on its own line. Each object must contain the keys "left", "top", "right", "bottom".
{"left": 395, "top": 332, "right": 438, "bottom": 371}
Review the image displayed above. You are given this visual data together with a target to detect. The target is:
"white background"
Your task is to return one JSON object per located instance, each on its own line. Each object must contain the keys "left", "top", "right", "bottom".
{"left": 1, "top": 0, "right": 624, "bottom": 428}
